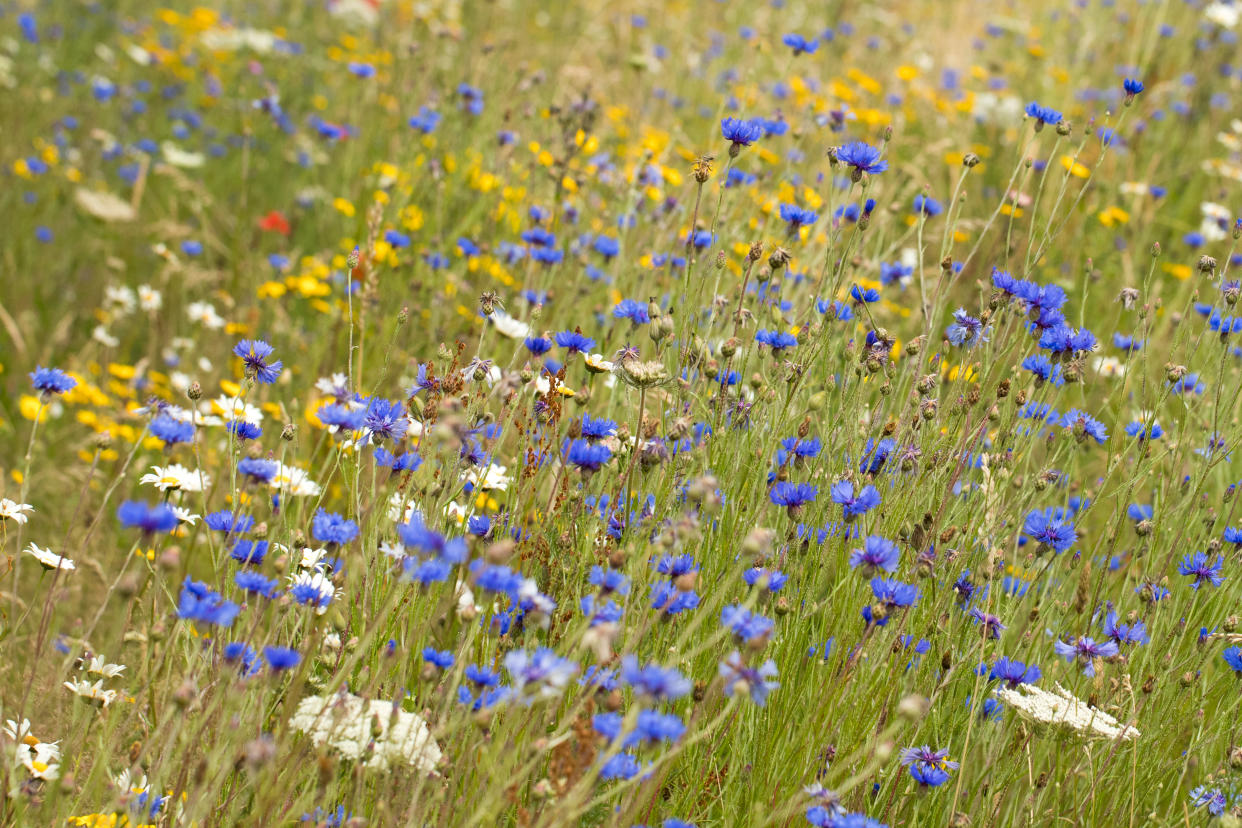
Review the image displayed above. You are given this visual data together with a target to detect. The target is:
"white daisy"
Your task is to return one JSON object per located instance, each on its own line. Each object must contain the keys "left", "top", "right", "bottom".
{"left": 186, "top": 301, "right": 225, "bottom": 330}
{"left": 140, "top": 464, "right": 210, "bottom": 493}
{"left": 490, "top": 310, "right": 531, "bottom": 339}
{"left": 270, "top": 463, "right": 322, "bottom": 497}
{"left": 211, "top": 395, "right": 264, "bottom": 425}
{"left": 137, "top": 284, "right": 163, "bottom": 312}
{"left": 25, "top": 543, "right": 75, "bottom": 572}
{"left": 464, "top": 463, "right": 512, "bottom": 492}
{"left": 63, "top": 679, "right": 119, "bottom": 707}
{"left": 0, "top": 499, "right": 34, "bottom": 524}
{"left": 85, "top": 655, "right": 127, "bottom": 679}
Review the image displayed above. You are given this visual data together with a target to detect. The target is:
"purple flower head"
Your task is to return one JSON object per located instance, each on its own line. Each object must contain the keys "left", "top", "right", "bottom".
{"left": 1053, "top": 635, "right": 1120, "bottom": 676}
{"left": 848, "top": 535, "right": 901, "bottom": 574}
{"left": 233, "top": 339, "right": 283, "bottom": 384}
{"left": 836, "top": 141, "right": 888, "bottom": 177}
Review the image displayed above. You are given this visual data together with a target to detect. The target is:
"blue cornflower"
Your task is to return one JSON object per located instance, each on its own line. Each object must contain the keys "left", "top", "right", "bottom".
{"left": 593, "top": 235, "right": 620, "bottom": 259}
{"left": 150, "top": 415, "right": 195, "bottom": 445}
{"left": 206, "top": 510, "right": 253, "bottom": 534}
{"left": 945, "top": 308, "right": 989, "bottom": 348}
{"left": 1127, "top": 504, "right": 1153, "bottom": 522}
{"left": 233, "top": 339, "right": 283, "bottom": 384}
{"left": 466, "top": 514, "right": 491, "bottom": 538}
{"left": 1112, "top": 333, "right": 1145, "bottom": 352}
{"left": 850, "top": 284, "right": 880, "bottom": 303}
{"left": 227, "top": 420, "right": 262, "bottom": 441}
{"left": 613, "top": 299, "right": 650, "bottom": 325}
{"left": 504, "top": 647, "right": 578, "bottom": 698}
{"left": 1123, "top": 78, "right": 1144, "bottom": 101}
{"left": 900, "top": 745, "right": 957, "bottom": 788}
{"left": 755, "top": 329, "right": 799, "bottom": 353}
{"left": 1179, "top": 551, "right": 1225, "bottom": 589}
{"left": 718, "top": 651, "right": 779, "bottom": 706}
{"left": 879, "top": 262, "right": 913, "bottom": 287}
{"left": 408, "top": 106, "right": 441, "bottom": 133}
{"left": 363, "top": 398, "right": 408, "bottom": 442}
{"left": 588, "top": 565, "right": 630, "bottom": 595}
{"left": 909, "top": 764, "right": 951, "bottom": 787}
{"left": 238, "top": 457, "right": 278, "bottom": 483}
{"left": 424, "top": 650, "right": 454, "bottom": 670}
{"left": 620, "top": 656, "right": 692, "bottom": 701}
{"left": 1169, "top": 373, "right": 1205, "bottom": 395}
{"left": 235, "top": 570, "right": 281, "bottom": 598}
{"left": 566, "top": 438, "right": 612, "bottom": 472}
{"left": 263, "top": 646, "right": 301, "bottom": 672}
{"left": 177, "top": 578, "right": 240, "bottom": 627}
{"left": 374, "top": 446, "right": 422, "bottom": 472}
{"left": 223, "top": 642, "right": 261, "bottom": 676}
{"left": 580, "top": 415, "right": 617, "bottom": 441}
{"left": 970, "top": 608, "right": 1006, "bottom": 639}
{"left": 870, "top": 576, "right": 920, "bottom": 609}
{"left": 1223, "top": 646, "right": 1242, "bottom": 675}
{"left": 1225, "top": 527, "right": 1242, "bottom": 547}
{"left": 721, "top": 605, "right": 775, "bottom": 645}
{"left": 1124, "top": 421, "right": 1163, "bottom": 440}
{"left": 912, "top": 194, "right": 943, "bottom": 216}
{"left": 524, "top": 336, "right": 553, "bottom": 356}
{"left": 318, "top": 403, "right": 366, "bottom": 432}
{"left": 29, "top": 366, "right": 76, "bottom": 396}
{"left": 117, "top": 500, "right": 179, "bottom": 534}
{"left": 830, "top": 480, "right": 881, "bottom": 518}
{"left": 1022, "top": 508, "right": 1077, "bottom": 552}
{"left": 230, "top": 539, "right": 269, "bottom": 566}
{"left": 770, "top": 481, "right": 817, "bottom": 509}
{"left": 1189, "top": 786, "right": 1227, "bottom": 817}
{"left": 1053, "top": 636, "right": 1119, "bottom": 676}
{"left": 781, "top": 33, "right": 819, "bottom": 54}
{"left": 1210, "top": 311, "right": 1242, "bottom": 336}
{"left": 1060, "top": 409, "right": 1108, "bottom": 444}
{"left": 650, "top": 581, "right": 701, "bottom": 614}
{"left": 836, "top": 141, "right": 888, "bottom": 178}
{"left": 1021, "top": 354, "right": 1064, "bottom": 386}
{"left": 721, "top": 117, "right": 764, "bottom": 150}
{"left": 849, "top": 536, "right": 900, "bottom": 574}
{"left": 655, "top": 554, "right": 699, "bottom": 578}
{"left": 743, "top": 567, "right": 788, "bottom": 592}
{"left": 779, "top": 203, "right": 820, "bottom": 231}
{"left": 1101, "top": 610, "right": 1148, "bottom": 646}
{"left": 312, "top": 509, "right": 359, "bottom": 545}
{"left": 598, "top": 753, "right": 642, "bottom": 780}
{"left": 1025, "top": 101, "right": 1063, "bottom": 128}
{"left": 554, "top": 330, "right": 595, "bottom": 354}
{"left": 989, "top": 657, "right": 1041, "bottom": 688}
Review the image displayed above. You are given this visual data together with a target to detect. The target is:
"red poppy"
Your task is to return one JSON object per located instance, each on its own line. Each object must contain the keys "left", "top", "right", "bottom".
{"left": 258, "top": 210, "right": 290, "bottom": 236}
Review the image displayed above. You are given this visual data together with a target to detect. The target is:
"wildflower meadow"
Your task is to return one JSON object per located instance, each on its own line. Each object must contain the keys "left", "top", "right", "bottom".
{"left": 6, "top": 0, "right": 1242, "bottom": 825}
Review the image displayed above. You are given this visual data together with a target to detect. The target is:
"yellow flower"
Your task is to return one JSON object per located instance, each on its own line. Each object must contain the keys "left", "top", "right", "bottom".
{"left": 333, "top": 197, "right": 356, "bottom": 217}
{"left": 1097, "top": 206, "right": 1130, "bottom": 227}
{"left": 1060, "top": 155, "right": 1090, "bottom": 179}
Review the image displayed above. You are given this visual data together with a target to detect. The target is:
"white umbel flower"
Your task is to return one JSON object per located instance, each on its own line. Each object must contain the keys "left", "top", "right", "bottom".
{"left": 289, "top": 691, "right": 441, "bottom": 771}
{"left": 993, "top": 682, "right": 1139, "bottom": 741}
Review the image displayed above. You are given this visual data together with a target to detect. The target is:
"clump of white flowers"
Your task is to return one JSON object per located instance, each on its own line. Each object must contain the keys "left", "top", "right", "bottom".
{"left": 993, "top": 682, "right": 1140, "bottom": 741}
{"left": 289, "top": 691, "right": 441, "bottom": 771}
